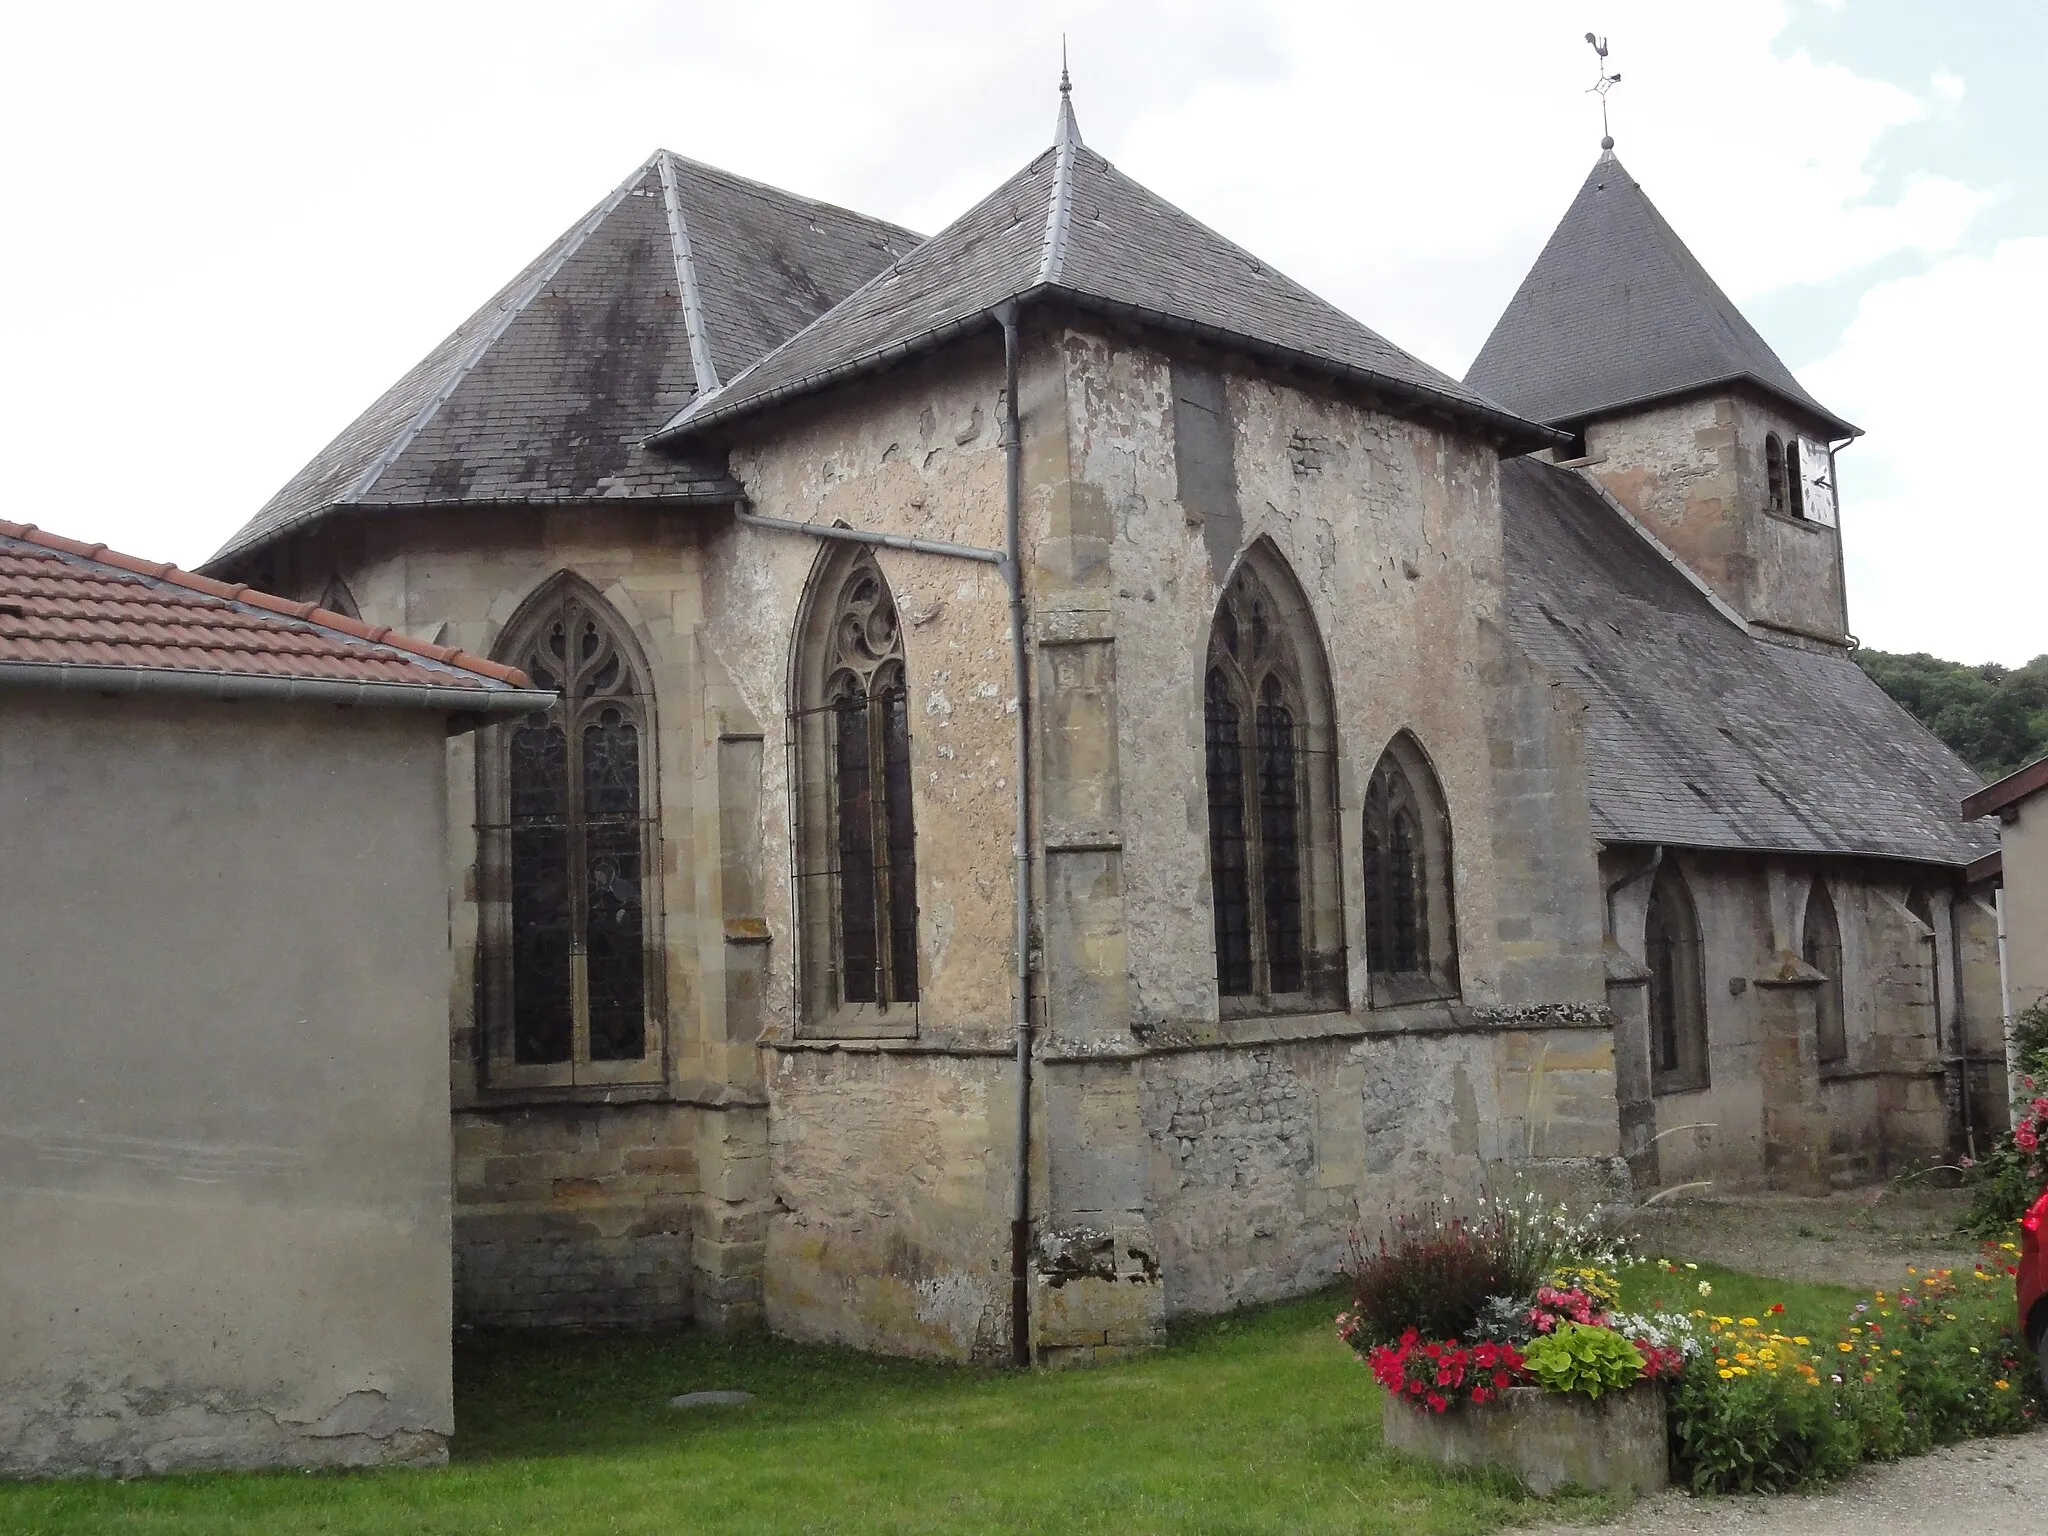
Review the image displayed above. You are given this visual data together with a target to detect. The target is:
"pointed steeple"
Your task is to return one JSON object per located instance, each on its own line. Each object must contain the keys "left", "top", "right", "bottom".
{"left": 1467, "top": 153, "right": 1856, "bottom": 438}
{"left": 1056, "top": 45, "right": 1082, "bottom": 150}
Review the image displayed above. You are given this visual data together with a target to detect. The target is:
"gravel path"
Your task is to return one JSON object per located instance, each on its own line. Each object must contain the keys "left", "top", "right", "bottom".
{"left": 1520, "top": 1429, "right": 2047, "bottom": 1534}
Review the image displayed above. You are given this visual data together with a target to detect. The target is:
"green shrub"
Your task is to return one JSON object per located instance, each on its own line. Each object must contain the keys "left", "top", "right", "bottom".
{"left": 1343, "top": 1215, "right": 1520, "bottom": 1346}
{"left": 1887, "top": 1266, "right": 2040, "bottom": 1447}
{"left": 1961, "top": 1001, "right": 2048, "bottom": 1236}
{"left": 1520, "top": 1323, "right": 1643, "bottom": 1399}
{"left": 1666, "top": 1262, "right": 2045, "bottom": 1493}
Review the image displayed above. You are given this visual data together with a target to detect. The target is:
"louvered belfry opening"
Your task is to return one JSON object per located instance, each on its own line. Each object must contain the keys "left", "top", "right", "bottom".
{"left": 1202, "top": 546, "right": 1344, "bottom": 1014}
{"left": 794, "top": 548, "right": 921, "bottom": 1033}
{"left": 1362, "top": 732, "right": 1460, "bottom": 1008}
{"left": 478, "top": 575, "right": 662, "bottom": 1089}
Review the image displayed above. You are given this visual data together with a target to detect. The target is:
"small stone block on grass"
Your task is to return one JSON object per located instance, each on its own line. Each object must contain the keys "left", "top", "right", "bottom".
{"left": 669, "top": 1390, "right": 755, "bottom": 1408}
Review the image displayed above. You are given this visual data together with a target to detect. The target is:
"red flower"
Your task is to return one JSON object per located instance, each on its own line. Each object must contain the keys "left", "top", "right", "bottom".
{"left": 1427, "top": 1392, "right": 1448, "bottom": 1413}
{"left": 1769, "top": 1303, "right": 1784, "bottom": 1315}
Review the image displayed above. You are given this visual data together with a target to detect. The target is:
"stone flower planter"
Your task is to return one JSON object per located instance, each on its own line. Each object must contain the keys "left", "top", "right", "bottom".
{"left": 1381, "top": 1380, "right": 1668, "bottom": 1495}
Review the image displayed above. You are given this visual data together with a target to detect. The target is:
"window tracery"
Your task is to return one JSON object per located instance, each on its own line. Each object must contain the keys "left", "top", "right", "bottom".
{"left": 795, "top": 550, "right": 920, "bottom": 1031}
{"left": 1362, "top": 733, "right": 1459, "bottom": 1006}
{"left": 1201, "top": 546, "right": 1343, "bottom": 1012}
{"left": 478, "top": 576, "right": 660, "bottom": 1088}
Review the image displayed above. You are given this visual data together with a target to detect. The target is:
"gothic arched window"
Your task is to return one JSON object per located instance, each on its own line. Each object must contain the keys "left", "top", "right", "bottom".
{"left": 1362, "top": 733, "right": 1459, "bottom": 1006}
{"left": 1645, "top": 864, "right": 1708, "bottom": 1093}
{"left": 1765, "top": 433, "right": 1787, "bottom": 516}
{"left": 1202, "top": 544, "right": 1343, "bottom": 1012}
{"left": 1803, "top": 878, "right": 1846, "bottom": 1065}
{"left": 478, "top": 575, "right": 660, "bottom": 1088}
{"left": 1785, "top": 438, "right": 1807, "bottom": 520}
{"left": 794, "top": 548, "right": 920, "bottom": 1032}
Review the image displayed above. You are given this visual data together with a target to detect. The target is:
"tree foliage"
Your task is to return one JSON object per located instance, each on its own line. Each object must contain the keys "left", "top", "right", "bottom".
{"left": 1856, "top": 650, "right": 2048, "bottom": 781}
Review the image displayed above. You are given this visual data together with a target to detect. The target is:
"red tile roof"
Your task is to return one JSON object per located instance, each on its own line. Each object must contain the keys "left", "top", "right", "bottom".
{"left": 0, "top": 519, "right": 534, "bottom": 696}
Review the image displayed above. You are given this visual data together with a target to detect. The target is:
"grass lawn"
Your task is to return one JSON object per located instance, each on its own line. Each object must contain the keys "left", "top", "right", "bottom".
{"left": 0, "top": 1289, "right": 1620, "bottom": 1536}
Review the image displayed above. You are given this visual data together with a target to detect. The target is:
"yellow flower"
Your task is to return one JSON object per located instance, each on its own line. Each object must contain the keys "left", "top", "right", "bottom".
{"left": 1719, "top": 1368, "right": 1734, "bottom": 1379}
{"left": 1996, "top": 1380, "right": 2011, "bottom": 1391}
{"left": 1715, "top": 1316, "right": 1734, "bottom": 1325}
{"left": 1740, "top": 1316, "right": 1759, "bottom": 1327}
{"left": 1731, "top": 1367, "right": 1750, "bottom": 1376}
{"left": 1793, "top": 1336, "right": 1810, "bottom": 1345}
{"left": 1686, "top": 1261, "right": 1699, "bottom": 1270}
{"left": 1838, "top": 1342, "right": 1854, "bottom": 1352}
{"left": 1891, "top": 1349, "right": 1901, "bottom": 1357}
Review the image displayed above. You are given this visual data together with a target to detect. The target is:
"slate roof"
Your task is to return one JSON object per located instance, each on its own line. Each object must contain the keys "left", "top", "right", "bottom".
{"left": 1468, "top": 151, "right": 1857, "bottom": 439}
{"left": 1501, "top": 458, "right": 1989, "bottom": 866}
{"left": 208, "top": 152, "right": 923, "bottom": 571}
{"left": 1, "top": 519, "right": 540, "bottom": 700}
{"left": 655, "top": 91, "right": 1549, "bottom": 450}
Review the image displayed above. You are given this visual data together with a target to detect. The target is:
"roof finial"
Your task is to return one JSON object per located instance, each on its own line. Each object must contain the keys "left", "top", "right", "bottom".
{"left": 1054, "top": 37, "right": 1082, "bottom": 147}
{"left": 1585, "top": 32, "right": 1621, "bottom": 156}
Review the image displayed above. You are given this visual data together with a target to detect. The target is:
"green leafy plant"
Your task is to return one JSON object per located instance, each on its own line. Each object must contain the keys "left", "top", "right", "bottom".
{"left": 1668, "top": 1353, "right": 1861, "bottom": 1493}
{"left": 1519, "top": 1322, "right": 1644, "bottom": 1399}
{"left": 1960, "top": 1000, "right": 2048, "bottom": 1236}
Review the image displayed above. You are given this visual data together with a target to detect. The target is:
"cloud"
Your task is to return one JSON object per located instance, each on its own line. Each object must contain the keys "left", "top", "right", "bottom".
{"left": 1806, "top": 235, "right": 2048, "bottom": 664}
{"left": 0, "top": 0, "right": 2010, "bottom": 621}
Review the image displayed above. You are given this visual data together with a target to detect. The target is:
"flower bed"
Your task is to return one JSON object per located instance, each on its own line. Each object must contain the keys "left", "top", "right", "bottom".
{"left": 1339, "top": 1192, "right": 2047, "bottom": 1499}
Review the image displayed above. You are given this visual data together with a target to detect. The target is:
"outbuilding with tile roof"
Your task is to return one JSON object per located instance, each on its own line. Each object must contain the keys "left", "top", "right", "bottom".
{"left": 0, "top": 523, "right": 550, "bottom": 1476}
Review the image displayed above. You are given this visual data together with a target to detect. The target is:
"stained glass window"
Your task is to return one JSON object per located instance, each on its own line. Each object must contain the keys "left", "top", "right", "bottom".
{"left": 1201, "top": 547, "right": 1340, "bottom": 1009}
{"left": 796, "top": 551, "right": 920, "bottom": 1025}
{"left": 483, "top": 578, "right": 657, "bottom": 1084}
{"left": 1206, "top": 669, "right": 1253, "bottom": 998}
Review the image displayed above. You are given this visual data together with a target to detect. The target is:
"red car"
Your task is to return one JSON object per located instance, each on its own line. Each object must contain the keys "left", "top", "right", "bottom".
{"left": 2023, "top": 1189, "right": 2048, "bottom": 1390}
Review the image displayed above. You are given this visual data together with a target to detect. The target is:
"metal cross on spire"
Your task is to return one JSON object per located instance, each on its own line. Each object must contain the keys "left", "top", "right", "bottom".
{"left": 1060, "top": 34, "right": 1071, "bottom": 95}
{"left": 1585, "top": 32, "right": 1622, "bottom": 154}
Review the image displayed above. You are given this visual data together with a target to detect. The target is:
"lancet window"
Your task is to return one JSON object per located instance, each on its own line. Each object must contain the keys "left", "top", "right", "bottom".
{"left": 794, "top": 549, "right": 920, "bottom": 1032}
{"left": 1765, "top": 433, "right": 1787, "bottom": 516}
{"left": 478, "top": 575, "right": 660, "bottom": 1088}
{"left": 1362, "top": 733, "right": 1459, "bottom": 1006}
{"left": 1803, "top": 878, "right": 1846, "bottom": 1065}
{"left": 1645, "top": 863, "right": 1709, "bottom": 1093}
{"left": 1201, "top": 545, "right": 1343, "bottom": 1012}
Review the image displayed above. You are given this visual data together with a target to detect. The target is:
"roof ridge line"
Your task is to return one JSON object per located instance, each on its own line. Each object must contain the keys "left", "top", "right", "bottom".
{"left": 337, "top": 157, "right": 656, "bottom": 507}
{"left": 1567, "top": 467, "right": 1754, "bottom": 636}
{"left": 1037, "top": 94, "right": 1082, "bottom": 286}
{"left": 653, "top": 147, "right": 924, "bottom": 245}
{"left": 657, "top": 151, "right": 723, "bottom": 394}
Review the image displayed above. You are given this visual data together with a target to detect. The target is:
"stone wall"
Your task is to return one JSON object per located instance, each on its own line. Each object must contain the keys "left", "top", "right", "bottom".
{"left": 1581, "top": 392, "right": 1846, "bottom": 643}
{"left": 1606, "top": 847, "right": 1959, "bottom": 1191}
{"left": 714, "top": 314, "right": 1618, "bottom": 1361}
{"left": 298, "top": 507, "right": 772, "bottom": 1332}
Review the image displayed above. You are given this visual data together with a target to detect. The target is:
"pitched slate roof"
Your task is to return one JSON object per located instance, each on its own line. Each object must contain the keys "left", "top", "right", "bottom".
{"left": 1, "top": 519, "right": 547, "bottom": 709}
{"left": 1501, "top": 458, "right": 1988, "bottom": 866}
{"left": 208, "top": 152, "right": 922, "bottom": 571}
{"left": 1468, "top": 151, "right": 1857, "bottom": 438}
{"left": 655, "top": 91, "right": 1549, "bottom": 450}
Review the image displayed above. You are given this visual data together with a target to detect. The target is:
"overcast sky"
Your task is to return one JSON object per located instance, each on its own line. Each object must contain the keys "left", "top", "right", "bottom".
{"left": 5, "top": 0, "right": 2041, "bottom": 663}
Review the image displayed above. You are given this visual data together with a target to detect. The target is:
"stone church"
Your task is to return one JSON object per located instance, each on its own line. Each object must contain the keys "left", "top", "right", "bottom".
{"left": 207, "top": 87, "right": 1997, "bottom": 1364}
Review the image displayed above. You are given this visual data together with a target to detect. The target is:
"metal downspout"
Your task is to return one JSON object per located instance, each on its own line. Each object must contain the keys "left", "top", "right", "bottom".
{"left": 1997, "top": 885, "right": 2017, "bottom": 1112}
{"left": 995, "top": 301, "right": 1035, "bottom": 1369}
